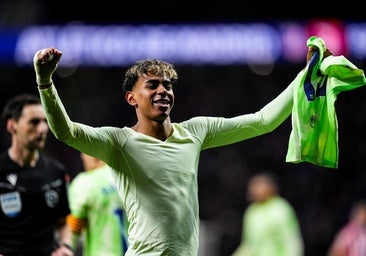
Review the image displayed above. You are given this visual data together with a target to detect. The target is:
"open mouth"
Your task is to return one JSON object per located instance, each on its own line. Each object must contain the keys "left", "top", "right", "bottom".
{"left": 153, "top": 99, "right": 170, "bottom": 106}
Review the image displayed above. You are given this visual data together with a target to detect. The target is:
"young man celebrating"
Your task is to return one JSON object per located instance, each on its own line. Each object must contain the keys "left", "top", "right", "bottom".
{"left": 32, "top": 43, "right": 328, "bottom": 255}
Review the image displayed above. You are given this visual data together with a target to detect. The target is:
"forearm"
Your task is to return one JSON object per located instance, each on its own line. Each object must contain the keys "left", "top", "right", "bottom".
{"left": 199, "top": 81, "right": 295, "bottom": 148}
{"left": 256, "top": 80, "right": 294, "bottom": 132}
{"left": 53, "top": 217, "right": 74, "bottom": 255}
{"left": 57, "top": 223, "right": 73, "bottom": 247}
{"left": 38, "top": 83, "right": 75, "bottom": 141}
{"left": 230, "top": 81, "right": 295, "bottom": 138}
{"left": 66, "top": 214, "right": 86, "bottom": 250}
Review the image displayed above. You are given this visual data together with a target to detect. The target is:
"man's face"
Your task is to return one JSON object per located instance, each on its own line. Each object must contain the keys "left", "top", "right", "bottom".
{"left": 11, "top": 104, "right": 49, "bottom": 151}
{"left": 247, "top": 176, "right": 275, "bottom": 203}
{"left": 126, "top": 72, "right": 175, "bottom": 122}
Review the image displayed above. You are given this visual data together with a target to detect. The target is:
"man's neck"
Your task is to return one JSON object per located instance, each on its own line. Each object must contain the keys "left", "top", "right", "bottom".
{"left": 132, "top": 119, "right": 173, "bottom": 141}
{"left": 8, "top": 146, "right": 39, "bottom": 167}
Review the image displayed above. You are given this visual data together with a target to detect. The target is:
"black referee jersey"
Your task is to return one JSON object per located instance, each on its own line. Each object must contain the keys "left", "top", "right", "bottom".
{"left": 0, "top": 152, "right": 71, "bottom": 256}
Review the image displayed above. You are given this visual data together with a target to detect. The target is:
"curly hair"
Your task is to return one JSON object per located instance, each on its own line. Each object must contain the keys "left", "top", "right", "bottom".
{"left": 122, "top": 59, "right": 178, "bottom": 92}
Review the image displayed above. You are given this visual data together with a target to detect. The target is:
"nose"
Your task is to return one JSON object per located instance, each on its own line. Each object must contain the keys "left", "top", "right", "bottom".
{"left": 38, "top": 120, "right": 49, "bottom": 134}
{"left": 157, "top": 84, "right": 168, "bottom": 94}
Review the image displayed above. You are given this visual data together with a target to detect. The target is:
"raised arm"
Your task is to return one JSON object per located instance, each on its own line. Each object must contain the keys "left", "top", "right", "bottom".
{"left": 33, "top": 47, "right": 115, "bottom": 163}
{"left": 33, "top": 47, "right": 75, "bottom": 142}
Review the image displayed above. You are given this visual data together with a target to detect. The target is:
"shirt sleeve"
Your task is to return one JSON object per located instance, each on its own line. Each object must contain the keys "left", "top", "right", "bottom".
{"left": 39, "top": 84, "right": 119, "bottom": 163}
{"left": 184, "top": 81, "right": 294, "bottom": 149}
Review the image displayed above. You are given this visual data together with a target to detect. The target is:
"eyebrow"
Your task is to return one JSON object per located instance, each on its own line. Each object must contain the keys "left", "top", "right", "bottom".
{"left": 142, "top": 77, "right": 171, "bottom": 83}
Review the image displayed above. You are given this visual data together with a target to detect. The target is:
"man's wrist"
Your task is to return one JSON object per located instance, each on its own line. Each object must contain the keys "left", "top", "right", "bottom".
{"left": 38, "top": 82, "right": 52, "bottom": 90}
{"left": 36, "top": 75, "right": 52, "bottom": 87}
{"left": 61, "top": 242, "right": 74, "bottom": 252}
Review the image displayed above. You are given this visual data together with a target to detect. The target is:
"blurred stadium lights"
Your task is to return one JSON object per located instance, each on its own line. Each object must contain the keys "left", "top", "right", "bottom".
{"left": 1, "top": 19, "right": 366, "bottom": 67}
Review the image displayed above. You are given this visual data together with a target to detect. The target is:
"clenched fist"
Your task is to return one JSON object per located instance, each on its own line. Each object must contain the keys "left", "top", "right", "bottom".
{"left": 33, "top": 47, "right": 63, "bottom": 86}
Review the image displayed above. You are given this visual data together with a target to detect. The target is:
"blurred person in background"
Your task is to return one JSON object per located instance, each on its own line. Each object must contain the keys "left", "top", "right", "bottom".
{"left": 0, "top": 94, "right": 73, "bottom": 256}
{"left": 327, "top": 200, "right": 366, "bottom": 256}
{"left": 67, "top": 152, "right": 129, "bottom": 256}
{"left": 32, "top": 43, "right": 329, "bottom": 256}
{"left": 232, "top": 172, "right": 304, "bottom": 256}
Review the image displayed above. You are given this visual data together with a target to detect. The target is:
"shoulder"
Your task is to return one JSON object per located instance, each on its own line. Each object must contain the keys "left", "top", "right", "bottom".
{"left": 179, "top": 116, "right": 222, "bottom": 129}
{"left": 38, "top": 154, "right": 67, "bottom": 172}
{"left": 272, "top": 197, "right": 297, "bottom": 215}
{"left": 273, "top": 196, "right": 292, "bottom": 207}
{"left": 69, "top": 172, "right": 89, "bottom": 187}
{"left": 0, "top": 151, "right": 10, "bottom": 172}
{"left": 0, "top": 150, "right": 9, "bottom": 163}
{"left": 0, "top": 150, "right": 8, "bottom": 159}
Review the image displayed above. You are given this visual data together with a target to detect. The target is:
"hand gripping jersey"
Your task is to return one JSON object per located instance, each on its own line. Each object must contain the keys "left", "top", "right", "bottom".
{"left": 286, "top": 36, "right": 366, "bottom": 168}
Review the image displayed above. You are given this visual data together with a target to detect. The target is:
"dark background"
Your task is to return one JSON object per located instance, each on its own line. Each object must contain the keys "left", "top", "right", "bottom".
{"left": 1, "top": 1, "right": 366, "bottom": 255}
{"left": 2, "top": 0, "right": 365, "bottom": 26}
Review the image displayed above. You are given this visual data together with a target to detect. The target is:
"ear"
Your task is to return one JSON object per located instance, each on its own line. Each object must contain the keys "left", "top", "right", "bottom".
{"left": 125, "top": 91, "right": 137, "bottom": 107}
{"left": 6, "top": 119, "right": 16, "bottom": 134}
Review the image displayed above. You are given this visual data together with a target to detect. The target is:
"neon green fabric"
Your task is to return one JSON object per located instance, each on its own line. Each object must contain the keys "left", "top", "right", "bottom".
{"left": 238, "top": 196, "right": 304, "bottom": 256}
{"left": 286, "top": 36, "right": 366, "bottom": 168}
{"left": 68, "top": 165, "right": 129, "bottom": 256}
{"left": 39, "top": 81, "right": 294, "bottom": 256}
